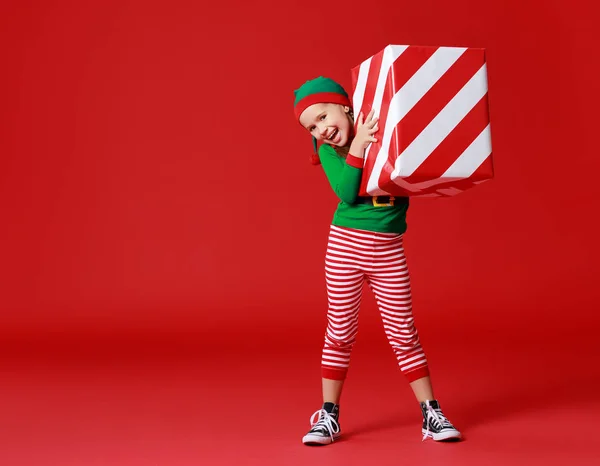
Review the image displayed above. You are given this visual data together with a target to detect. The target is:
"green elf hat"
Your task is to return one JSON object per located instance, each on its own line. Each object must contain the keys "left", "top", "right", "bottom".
{"left": 293, "top": 76, "right": 352, "bottom": 165}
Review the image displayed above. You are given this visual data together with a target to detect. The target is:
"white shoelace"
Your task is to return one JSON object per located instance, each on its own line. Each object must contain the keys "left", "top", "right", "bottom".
{"left": 422, "top": 405, "right": 452, "bottom": 441}
{"left": 309, "top": 409, "right": 340, "bottom": 442}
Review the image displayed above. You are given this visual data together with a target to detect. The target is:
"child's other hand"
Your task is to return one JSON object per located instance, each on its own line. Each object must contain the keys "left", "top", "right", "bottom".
{"left": 349, "top": 109, "right": 379, "bottom": 158}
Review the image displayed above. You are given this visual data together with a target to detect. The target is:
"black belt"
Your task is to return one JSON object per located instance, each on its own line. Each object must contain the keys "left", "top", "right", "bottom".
{"left": 355, "top": 196, "right": 396, "bottom": 207}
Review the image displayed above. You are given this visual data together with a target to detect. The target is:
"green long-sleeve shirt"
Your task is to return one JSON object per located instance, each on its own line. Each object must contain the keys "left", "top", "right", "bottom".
{"left": 319, "top": 144, "right": 409, "bottom": 234}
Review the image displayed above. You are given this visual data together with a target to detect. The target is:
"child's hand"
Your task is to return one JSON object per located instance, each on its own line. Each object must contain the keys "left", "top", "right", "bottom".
{"left": 349, "top": 109, "right": 379, "bottom": 158}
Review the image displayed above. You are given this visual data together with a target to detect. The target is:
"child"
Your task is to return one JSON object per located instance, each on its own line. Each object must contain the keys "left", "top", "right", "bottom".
{"left": 294, "top": 76, "right": 462, "bottom": 445}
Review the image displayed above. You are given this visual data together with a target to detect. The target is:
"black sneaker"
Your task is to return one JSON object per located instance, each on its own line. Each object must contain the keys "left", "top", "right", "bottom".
{"left": 420, "top": 400, "right": 461, "bottom": 441}
{"left": 302, "top": 404, "right": 341, "bottom": 445}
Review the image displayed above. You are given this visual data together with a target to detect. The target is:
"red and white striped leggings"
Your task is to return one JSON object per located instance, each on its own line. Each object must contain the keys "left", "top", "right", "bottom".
{"left": 322, "top": 225, "right": 430, "bottom": 383}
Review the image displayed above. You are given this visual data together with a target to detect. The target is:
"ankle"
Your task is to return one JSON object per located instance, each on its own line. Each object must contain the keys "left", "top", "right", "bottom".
{"left": 322, "top": 402, "right": 339, "bottom": 418}
{"left": 420, "top": 399, "right": 439, "bottom": 407}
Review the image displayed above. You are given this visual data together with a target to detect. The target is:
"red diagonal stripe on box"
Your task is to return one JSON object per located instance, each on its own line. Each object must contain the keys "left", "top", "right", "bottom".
{"left": 471, "top": 153, "right": 494, "bottom": 181}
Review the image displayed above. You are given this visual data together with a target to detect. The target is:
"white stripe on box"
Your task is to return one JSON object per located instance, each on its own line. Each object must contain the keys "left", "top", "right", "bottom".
{"left": 352, "top": 56, "right": 372, "bottom": 121}
{"left": 369, "top": 46, "right": 409, "bottom": 120}
{"left": 363, "top": 45, "right": 408, "bottom": 167}
{"left": 367, "top": 47, "right": 467, "bottom": 194}
{"left": 392, "top": 64, "right": 489, "bottom": 178}
{"left": 442, "top": 123, "right": 492, "bottom": 177}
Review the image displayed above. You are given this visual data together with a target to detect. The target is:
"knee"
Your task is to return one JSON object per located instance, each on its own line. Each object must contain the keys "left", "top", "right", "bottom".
{"left": 324, "top": 333, "right": 356, "bottom": 350}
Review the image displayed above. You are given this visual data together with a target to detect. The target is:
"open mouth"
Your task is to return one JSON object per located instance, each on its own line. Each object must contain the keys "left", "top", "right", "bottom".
{"left": 327, "top": 129, "right": 339, "bottom": 143}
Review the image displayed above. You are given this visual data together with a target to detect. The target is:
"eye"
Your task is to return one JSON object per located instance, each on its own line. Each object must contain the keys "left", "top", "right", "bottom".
{"left": 309, "top": 125, "right": 316, "bottom": 132}
{"left": 320, "top": 114, "right": 326, "bottom": 120}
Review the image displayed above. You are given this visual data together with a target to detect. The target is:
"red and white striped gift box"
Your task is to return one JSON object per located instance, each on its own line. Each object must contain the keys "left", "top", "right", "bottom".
{"left": 350, "top": 45, "right": 494, "bottom": 198}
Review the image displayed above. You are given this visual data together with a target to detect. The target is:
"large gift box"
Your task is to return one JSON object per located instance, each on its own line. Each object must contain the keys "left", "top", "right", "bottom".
{"left": 350, "top": 45, "right": 494, "bottom": 198}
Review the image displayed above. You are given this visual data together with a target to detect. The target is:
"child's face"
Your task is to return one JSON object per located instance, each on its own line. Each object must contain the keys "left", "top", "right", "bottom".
{"left": 299, "top": 103, "right": 353, "bottom": 147}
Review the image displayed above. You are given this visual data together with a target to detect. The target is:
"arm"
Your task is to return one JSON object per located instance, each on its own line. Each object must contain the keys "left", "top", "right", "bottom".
{"left": 319, "top": 144, "right": 364, "bottom": 204}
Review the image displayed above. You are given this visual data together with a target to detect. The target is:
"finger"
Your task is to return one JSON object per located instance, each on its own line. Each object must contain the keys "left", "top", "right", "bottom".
{"left": 368, "top": 136, "right": 378, "bottom": 143}
{"left": 358, "top": 112, "right": 364, "bottom": 126}
{"left": 366, "top": 109, "right": 376, "bottom": 123}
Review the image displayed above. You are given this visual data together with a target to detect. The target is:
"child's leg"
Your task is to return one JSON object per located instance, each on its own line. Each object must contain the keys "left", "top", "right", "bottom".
{"left": 322, "top": 378, "right": 344, "bottom": 404}
{"left": 366, "top": 233, "right": 430, "bottom": 386}
{"left": 364, "top": 233, "right": 461, "bottom": 441}
{"left": 409, "top": 376, "right": 435, "bottom": 402}
{"left": 320, "top": 225, "right": 366, "bottom": 388}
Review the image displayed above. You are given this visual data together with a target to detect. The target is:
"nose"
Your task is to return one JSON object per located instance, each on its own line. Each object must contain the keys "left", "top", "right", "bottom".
{"left": 318, "top": 123, "right": 328, "bottom": 138}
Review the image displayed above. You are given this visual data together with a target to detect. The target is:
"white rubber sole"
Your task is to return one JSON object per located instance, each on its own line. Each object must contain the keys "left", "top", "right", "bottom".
{"left": 302, "top": 432, "right": 341, "bottom": 445}
{"left": 422, "top": 428, "right": 462, "bottom": 441}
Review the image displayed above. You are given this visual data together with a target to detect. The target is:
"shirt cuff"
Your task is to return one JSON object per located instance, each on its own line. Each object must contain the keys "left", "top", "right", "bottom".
{"left": 346, "top": 153, "right": 364, "bottom": 168}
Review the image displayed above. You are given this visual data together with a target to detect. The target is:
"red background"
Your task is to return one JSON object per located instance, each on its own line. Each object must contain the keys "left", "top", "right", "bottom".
{"left": 1, "top": 1, "right": 598, "bottom": 464}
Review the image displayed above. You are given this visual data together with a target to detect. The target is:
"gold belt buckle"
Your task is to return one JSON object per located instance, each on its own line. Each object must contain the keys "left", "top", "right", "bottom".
{"left": 372, "top": 196, "right": 395, "bottom": 207}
